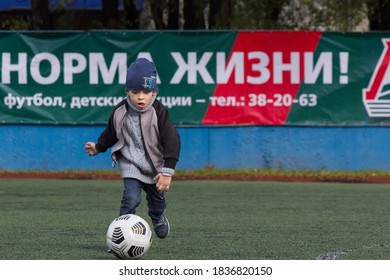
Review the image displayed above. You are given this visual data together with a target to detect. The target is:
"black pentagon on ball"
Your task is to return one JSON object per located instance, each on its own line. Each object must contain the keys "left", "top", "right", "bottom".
{"left": 112, "top": 227, "right": 125, "bottom": 244}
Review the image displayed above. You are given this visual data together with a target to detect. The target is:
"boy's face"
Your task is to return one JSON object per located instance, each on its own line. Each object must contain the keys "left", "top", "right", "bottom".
{"left": 127, "top": 90, "right": 156, "bottom": 110}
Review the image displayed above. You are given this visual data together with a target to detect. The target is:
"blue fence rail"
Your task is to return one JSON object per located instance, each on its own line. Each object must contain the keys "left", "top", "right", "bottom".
{"left": 1, "top": 125, "right": 389, "bottom": 171}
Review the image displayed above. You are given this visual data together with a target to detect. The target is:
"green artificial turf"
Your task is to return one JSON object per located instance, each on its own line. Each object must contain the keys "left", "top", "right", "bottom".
{"left": 0, "top": 179, "right": 389, "bottom": 260}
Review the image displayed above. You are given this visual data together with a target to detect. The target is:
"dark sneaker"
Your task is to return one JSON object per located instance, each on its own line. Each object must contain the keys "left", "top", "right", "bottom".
{"left": 152, "top": 215, "right": 170, "bottom": 239}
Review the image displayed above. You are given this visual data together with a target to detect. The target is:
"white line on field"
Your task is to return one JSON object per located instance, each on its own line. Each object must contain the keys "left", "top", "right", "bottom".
{"left": 316, "top": 243, "right": 390, "bottom": 260}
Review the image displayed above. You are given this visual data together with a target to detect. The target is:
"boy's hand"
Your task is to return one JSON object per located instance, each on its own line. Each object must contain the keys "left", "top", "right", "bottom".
{"left": 85, "top": 142, "right": 99, "bottom": 156}
{"left": 154, "top": 173, "right": 172, "bottom": 193}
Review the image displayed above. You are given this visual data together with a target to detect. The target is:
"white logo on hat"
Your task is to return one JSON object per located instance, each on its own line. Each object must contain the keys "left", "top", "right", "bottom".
{"left": 142, "top": 76, "right": 156, "bottom": 89}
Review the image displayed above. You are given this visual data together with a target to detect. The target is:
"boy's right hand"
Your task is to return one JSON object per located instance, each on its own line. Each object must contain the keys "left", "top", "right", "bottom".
{"left": 85, "top": 142, "right": 99, "bottom": 156}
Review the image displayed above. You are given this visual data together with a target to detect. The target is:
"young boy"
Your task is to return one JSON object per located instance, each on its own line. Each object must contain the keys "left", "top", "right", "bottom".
{"left": 84, "top": 58, "right": 181, "bottom": 239}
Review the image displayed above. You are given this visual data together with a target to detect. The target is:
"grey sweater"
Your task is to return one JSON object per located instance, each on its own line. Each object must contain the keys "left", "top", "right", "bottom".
{"left": 117, "top": 96, "right": 157, "bottom": 183}
{"left": 95, "top": 96, "right": 181, "bottom": 181}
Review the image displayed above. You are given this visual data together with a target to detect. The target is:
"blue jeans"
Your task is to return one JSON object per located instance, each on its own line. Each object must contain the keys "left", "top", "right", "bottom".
{"left": 120, "top": 178, "right": 166, "bottom": 222}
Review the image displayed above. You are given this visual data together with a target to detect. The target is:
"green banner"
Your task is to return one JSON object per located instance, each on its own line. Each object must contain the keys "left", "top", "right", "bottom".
{"left": 1, "top": 31, "right": 390, "bottom": 126}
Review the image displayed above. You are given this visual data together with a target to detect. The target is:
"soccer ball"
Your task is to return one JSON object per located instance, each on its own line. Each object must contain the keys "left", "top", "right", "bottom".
{"left": 106, "top": 214, "right": 152, "bottom": 259}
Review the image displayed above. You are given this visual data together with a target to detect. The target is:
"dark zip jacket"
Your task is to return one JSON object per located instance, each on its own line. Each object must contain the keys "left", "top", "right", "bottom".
{"left": 95, "top": 98, "right": 180, "bottom": 174}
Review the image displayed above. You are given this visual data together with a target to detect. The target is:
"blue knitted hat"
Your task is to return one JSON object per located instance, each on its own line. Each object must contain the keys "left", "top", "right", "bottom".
{"left": 126, "top": 58, "right": 158, "bottom": 91}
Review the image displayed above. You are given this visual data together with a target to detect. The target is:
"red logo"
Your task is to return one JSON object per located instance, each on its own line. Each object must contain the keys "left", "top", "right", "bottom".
{"left": 363, "top": 39, "right": 390, "bottom": 117}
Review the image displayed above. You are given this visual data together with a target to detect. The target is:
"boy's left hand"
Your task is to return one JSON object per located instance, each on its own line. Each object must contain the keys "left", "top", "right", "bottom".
{"left": 154, "top": 173, "right": 172, "bottom": 193}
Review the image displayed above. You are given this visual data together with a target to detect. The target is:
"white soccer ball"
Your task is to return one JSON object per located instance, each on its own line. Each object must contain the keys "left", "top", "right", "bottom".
{"left": 106, "top": 214, "right": 152, "bottom": 259}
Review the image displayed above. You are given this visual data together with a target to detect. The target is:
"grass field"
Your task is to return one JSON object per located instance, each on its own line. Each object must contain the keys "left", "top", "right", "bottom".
{"left": 1, "top": 178, "right": 390, "bottom": 260}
